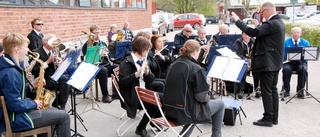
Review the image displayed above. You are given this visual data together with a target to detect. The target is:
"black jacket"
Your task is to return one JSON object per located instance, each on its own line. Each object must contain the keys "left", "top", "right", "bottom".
{"left": 164, "top": 56, "right": 210, "bottom": 125}
{"left": 173, "top": 31, "right": 188, "bottom": 56}
{"left": 235, "top": 14, "right": 285, "bottom": 72}
{"left": 234, "top": 37, "right": 255, "bottom": 59}
{"left": 27, "top": 30, "right": 43, "bottom": 51}
{"left": 119, "top": 53, "right": 155, "bottom": 118}
{"left": 147, "top": 48, "right": 172, "bottom": 79}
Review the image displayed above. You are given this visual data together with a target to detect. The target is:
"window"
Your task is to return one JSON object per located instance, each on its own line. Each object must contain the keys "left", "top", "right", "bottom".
{"left": 1, "top": 0, "right": 147, "bottom": 9}
{"left": 179, "top": 15, "right": 188, "bottom": 20}
{"left": 189, "top": 15, "right": 196, "bottom": 19}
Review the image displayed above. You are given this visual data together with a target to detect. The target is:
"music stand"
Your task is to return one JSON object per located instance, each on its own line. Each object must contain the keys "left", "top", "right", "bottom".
{"left": 206, "top": 55, "right": 248, "bottom": 123}
{"left": 285, "top": 47, "right": 320, "bottom": 104}
{"left": 82, "top": 45, "right": 119, "bottom": 118}
{"left": 64, "top": 49, "right": 88, "bottom": 135}
{"left": 67, "top": 62, "right": 101, "bottom": 137}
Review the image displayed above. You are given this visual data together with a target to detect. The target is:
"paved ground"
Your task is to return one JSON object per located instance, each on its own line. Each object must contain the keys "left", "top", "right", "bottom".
{"left": 67, "top": 24, "right": 320, "bottom": 137}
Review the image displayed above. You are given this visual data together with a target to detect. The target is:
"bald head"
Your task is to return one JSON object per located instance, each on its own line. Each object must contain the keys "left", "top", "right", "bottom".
{"left": 219, "top": 24, "right": 229, "bottom": 35}
{"left": 183, "top": 24, "right": 193, "bottom": 37}
{"left": 261, "top": 2, "right": 276, "bottom": 20}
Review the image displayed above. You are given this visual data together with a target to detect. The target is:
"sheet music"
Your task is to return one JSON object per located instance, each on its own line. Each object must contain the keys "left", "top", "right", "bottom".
{"left": 67, "top": 62, "right": 100, "bottom": 91}
{"left": 217, "top": 47, "right": 240, "bottom": 59}
{"left": 51, "top": 58, "right": 72, "bottom": 82}
{"left": 222, "top": 59, "right": 245, "bottom": 82}
{"left": 207, "top": 56, "right": 246, "bottom": 83}
{"left": 207, "top": 56, "right": 229, "bottom": 78}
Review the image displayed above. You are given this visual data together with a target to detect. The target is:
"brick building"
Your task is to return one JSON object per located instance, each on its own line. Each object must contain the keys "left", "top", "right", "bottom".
{"left": 0, "top": 0, "right": 152, "bottom": 44}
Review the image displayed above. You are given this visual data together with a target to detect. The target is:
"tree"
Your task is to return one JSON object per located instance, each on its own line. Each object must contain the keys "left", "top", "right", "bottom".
{"left": 304, "top": 0, "right": 318, "bottom": 5}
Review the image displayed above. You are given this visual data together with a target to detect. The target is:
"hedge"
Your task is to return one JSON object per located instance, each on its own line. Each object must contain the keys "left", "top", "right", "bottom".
{"left": 285, "top": 21, "right": 320, "bottom": 47}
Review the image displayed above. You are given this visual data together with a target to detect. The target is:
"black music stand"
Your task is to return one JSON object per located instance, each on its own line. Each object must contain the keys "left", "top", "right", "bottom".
{"left": 285, "top": 47, "right": 320, "bottom": 104}
{"left": 67, "top": 62, "right": 101, "bottom": 137}
{"left": 206, "top": 55, "right": 248, "bottom": 124}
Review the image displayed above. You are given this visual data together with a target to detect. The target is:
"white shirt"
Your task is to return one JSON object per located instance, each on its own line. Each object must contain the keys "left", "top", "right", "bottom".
{"left": 131, "top": 53, "right": 145, "bottom": 88}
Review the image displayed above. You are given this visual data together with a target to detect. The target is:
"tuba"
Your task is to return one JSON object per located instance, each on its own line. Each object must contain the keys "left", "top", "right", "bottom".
{"left": 27, "top": 51, "right": 55, "bottom": 110}
{"left": 111, "top": 30, "right": 124, "bottom": 42}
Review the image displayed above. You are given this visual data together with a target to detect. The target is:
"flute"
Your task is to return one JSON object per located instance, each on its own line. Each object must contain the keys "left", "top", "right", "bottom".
{"left": 153, "top": 45, "right": 168, "bottom": 58}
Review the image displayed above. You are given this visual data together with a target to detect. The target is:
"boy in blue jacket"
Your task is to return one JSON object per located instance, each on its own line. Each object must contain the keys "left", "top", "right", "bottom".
{"left": 0, "top": 33, "right": 70, "bottom": 136}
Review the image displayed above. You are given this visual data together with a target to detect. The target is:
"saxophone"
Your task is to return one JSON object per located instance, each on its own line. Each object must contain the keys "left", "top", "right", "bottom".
{"left": 27, "top": 51, "right": 55, "bottom": 110}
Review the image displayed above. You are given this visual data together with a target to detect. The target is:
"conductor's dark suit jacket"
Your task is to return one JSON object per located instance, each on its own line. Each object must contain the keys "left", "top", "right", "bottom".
{"left": 27, "top": 30, "right": 43, "bottom": 51}
{"left": 235, "top": 14, "right": 285, "bottom": 72}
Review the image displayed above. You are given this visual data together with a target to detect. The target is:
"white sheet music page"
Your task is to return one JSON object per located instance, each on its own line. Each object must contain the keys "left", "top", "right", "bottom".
{"left": 217, "top": 47, "right": 240, "bottom": 59}
{"left": 222, "top": 58, "right": 245, "bottom": 82}
{"left": 67, "top": 62, "right": 100, "bottom": 91}
{"left": 207, "top": 56, "right": 229, "bottom": 78}
{"left": 51, "top": 58, "right": 72, "bottom": 82}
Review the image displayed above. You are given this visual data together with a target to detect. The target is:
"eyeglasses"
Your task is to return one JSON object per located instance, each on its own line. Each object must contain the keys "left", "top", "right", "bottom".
{"left": 35, "top": 23, "right": 44, "bottom": 26}
{"left": 259, "top": 9, "right": 267, "bottom": 14}
{"left": 185, "top": 30, "right": 192, "bottom": 33}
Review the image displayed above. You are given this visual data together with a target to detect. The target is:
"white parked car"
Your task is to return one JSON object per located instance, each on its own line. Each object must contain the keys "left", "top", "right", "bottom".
{"left": 295, "top": 14, "right": 320, "bottom": 25}
{"left": 242, "top": 17, "right": 253, "bottom": 24}
{"left": 290, "top": 11, "right": 320, "bottom": 22}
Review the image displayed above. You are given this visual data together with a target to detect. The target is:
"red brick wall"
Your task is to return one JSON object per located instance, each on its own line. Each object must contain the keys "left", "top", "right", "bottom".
{"left": 0, "top": 0, "right": 152, "bottom": 42}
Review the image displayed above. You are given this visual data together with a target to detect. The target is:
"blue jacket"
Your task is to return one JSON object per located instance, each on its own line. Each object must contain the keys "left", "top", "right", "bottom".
{"left": 283, "top": 37, "right": 310, "bottom": 61}
{"left": 0, "top": 54, "right": 37, "bottom": 132}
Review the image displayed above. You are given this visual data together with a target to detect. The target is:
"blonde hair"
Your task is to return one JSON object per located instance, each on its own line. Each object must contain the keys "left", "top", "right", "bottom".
{"left": 180, "top": 40, "right": 200, "bottom": 56}
{"left": 2, "top": 32, "right": 29, "bottom": 54}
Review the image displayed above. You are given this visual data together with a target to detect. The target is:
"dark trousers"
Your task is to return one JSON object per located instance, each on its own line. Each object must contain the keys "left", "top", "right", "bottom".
{"left": 46, "top": 75, "right": 70, "bottom": 110}
{"left": 136, "top": 92, "right": 163, "bottom": 130}
{"left": 282, "top": 61, "right": 307, "bottom": 93}
{"left": 252, "top": 71, "right": 260, "bottom": 90}
{"left": 97, "top": 64, "right": 119, "bottom": 97}
{"left": 259, "top": 71, "right": 279, "bottom": 122}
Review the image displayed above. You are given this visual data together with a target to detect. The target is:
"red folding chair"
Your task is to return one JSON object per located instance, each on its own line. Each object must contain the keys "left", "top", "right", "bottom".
{"left": 135, "top": 86, "right": 194, "bottom": 137}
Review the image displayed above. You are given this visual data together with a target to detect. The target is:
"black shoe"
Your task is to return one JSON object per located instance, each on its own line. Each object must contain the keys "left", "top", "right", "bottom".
{"left": 135, "top": 129, "right": 150, "bottom": 137}
{"left": 150, "top": 122, "right": 162, "bottom": 131}
{"left": 255, "top": 91, "right": 261, "bottom": 98}
{"left": 253, "top": 119, "right": 273, "bottom": 127}
{"left": 112, "top": 94, "right": 120, "bottom": 100}
{"left": 238, "top": 91, "right": 244, "bottom": 99}
{"left": 273, "top": 120, "right": 278, "bottom": 125}
{"left": 102, "top": 96, "right": 113, "bottom": 103}
{"left": 280, "top": 92, "right": 290, "bottom": 97}
{"left": 297, "top": 93, "right": 305, "bottom": 99}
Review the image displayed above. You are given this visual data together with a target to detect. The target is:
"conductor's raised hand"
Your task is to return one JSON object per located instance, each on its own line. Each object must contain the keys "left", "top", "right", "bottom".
{"left": 231, "top": 12, "right": 240, "bottom": 22}
{"left": 252, "top": 19, "right": 259, "bottom": 26}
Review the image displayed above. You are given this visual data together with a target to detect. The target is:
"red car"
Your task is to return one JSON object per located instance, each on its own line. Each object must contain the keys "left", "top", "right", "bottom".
{"left": 173, "top": 13, "right": 206, "bottom": 30}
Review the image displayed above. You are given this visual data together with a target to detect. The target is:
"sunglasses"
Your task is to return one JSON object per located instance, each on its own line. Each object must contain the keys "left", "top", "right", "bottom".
{"left": 35, "top": 23, "right": 44, "bottom": 26}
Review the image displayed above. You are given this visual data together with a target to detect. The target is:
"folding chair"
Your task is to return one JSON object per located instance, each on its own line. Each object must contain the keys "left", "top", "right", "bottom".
{"left": 135, "top": 86, "right": 194, "bottom": 137}
{"left": 0, "top": 96, "right": 52, "bottom": 137}
{"left": 111, "top": 74, "right": 141, "bottom": 137}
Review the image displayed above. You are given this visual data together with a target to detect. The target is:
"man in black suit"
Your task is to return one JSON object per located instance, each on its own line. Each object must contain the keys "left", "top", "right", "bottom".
{"left": 27, "top": 17, "right": 44, "bottom": 51}
{"left": 32, "top": 34, "right": 70, "bottom": 110}
{"left": 232, "top": 1, "right": 285, "bottom": 127}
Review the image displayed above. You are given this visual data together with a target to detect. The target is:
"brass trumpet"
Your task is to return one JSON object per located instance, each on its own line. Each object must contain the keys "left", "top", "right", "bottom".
{"left": 201, "top": 38, "right": 213, "bottom": 64}
{"left": 82, "top": 31, "right": 95, "bottom": 47}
